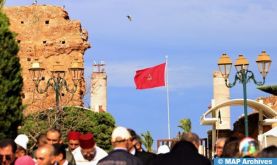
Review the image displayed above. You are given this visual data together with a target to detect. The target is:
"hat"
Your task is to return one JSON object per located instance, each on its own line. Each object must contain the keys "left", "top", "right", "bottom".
{"left": 111, "top": 126, "right": 131, "bottom": 143}
{"left": 157, "top": 145, "right": 170, "bottom": 154}
{"left": 68, "top": 131, "right": 81, "bottom": 140}
{"left": 79, "top": 133, "right": 95, "bottom": 149}
{"left": 239, "top": 137, "right": 259, "bottom": 157}
{"left": 14, "top": 134, "right": 29, "bottom": 150}
{"left": 15, "top": 155, "right": 35, "bottom": 165}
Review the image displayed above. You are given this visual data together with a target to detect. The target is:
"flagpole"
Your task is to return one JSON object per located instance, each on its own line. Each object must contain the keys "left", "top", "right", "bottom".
{"left": 165, "top": 56, "right": 171, "bottom": 139}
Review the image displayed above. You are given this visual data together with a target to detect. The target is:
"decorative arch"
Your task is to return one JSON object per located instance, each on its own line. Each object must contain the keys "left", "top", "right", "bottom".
{"left": 201, "top": 99, "right": 277, "bottom": 125}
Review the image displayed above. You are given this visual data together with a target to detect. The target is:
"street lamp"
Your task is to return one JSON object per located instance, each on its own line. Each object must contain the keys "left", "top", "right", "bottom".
{"left": 217, "top": 51, "right": 272, "bottom": 137}
{"left": 29, "top": 59, "right": 84, "bottom": 113}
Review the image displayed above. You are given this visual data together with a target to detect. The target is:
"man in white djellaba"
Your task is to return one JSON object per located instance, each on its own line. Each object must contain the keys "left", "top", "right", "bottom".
{"left": 72, "top": 133, "right": 107, "bottom": 165}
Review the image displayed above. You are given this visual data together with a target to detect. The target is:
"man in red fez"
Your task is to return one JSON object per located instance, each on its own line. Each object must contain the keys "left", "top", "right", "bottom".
{"left": 72, "top": 133, "right": 107, "bottom": 165}
{"left": 67, "top": 131, "right": 81, "bottom": 152}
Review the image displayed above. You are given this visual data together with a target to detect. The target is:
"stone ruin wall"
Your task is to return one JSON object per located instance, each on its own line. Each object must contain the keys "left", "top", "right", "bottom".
{"left": 3, "top": 5, "right": 90, "bottom": 115}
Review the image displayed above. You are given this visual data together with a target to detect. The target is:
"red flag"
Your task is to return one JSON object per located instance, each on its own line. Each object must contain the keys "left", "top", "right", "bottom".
{"left": 134, "top": 63, "right": 166, "bottom": 89}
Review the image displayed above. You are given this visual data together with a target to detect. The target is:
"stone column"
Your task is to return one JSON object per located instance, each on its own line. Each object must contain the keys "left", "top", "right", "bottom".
{"left": 213, "top": 71, "right": 231, "bottom": 130}
{"left": 91, "top": 64, "right": 107, "bottom": 112}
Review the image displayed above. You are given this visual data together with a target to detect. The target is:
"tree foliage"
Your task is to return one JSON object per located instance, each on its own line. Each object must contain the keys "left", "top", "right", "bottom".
{"left": 178, "top": 118, "right": 191, "bottom": 133}
{"left": 141, "top": 131, "right": 153, "bottom": 152}
{"left": 0, "top": 0, "right": 5, "bottom": 8}
{"left": 0, "top": 6, "right": 24, "bottom": 139}
{"left": 19, "top": 107, "right": 115, "bottom": 151}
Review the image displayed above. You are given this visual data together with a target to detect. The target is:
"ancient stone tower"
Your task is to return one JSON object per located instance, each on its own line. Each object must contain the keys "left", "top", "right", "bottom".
{"left": 3, "top": 5, "right": 90, "bottom": 115}
{"left": 212, "top": 71, "right": 231, "bottom": 129}
{"left": 91, "top": 62, "right": 107, "bottom": 112}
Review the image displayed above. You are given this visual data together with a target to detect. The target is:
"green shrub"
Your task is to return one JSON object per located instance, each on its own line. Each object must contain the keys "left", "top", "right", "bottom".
{"left": 19, "top": 106, "right": 115, "bottom": 151}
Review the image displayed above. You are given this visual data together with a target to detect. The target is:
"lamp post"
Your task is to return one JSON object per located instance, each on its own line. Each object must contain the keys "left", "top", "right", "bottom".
{"left": 217, "top": 51, "right": 272, "bottom": 137}
{"left": 29, "top": 59, "right": 84, "bottom": 113}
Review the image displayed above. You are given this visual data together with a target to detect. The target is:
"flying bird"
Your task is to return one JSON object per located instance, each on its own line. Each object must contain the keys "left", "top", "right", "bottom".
{"left": 32, "top": 0, "right": 37, "bottom": 5}
{"left": 126, "top": 15, "right": 132, "bottom": 21}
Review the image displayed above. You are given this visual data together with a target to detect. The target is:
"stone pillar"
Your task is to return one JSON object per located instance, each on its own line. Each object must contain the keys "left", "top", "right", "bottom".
{"left": 91, "top": 64, "right": 107, "bottom": 112}
{"left": 258, "top": 99, "right": 264, "bottom": 135}
{"left": 213, "top": 71, "right": 231, "bottom": 129}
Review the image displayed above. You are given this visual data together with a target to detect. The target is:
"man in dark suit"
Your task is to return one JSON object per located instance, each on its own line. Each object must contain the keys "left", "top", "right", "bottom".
{"left": 97, "top": 126, "right": 142, "bottom": 165}
{"left": 128, "top": 129, "right": 156, "bottom": 165}
{"left": 151, "top": 132, "right": 211, "bottom": 165}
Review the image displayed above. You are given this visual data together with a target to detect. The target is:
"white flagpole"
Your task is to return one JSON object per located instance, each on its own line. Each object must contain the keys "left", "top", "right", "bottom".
{"left": 165, "top": 56, "right": 171, "bottom": 139}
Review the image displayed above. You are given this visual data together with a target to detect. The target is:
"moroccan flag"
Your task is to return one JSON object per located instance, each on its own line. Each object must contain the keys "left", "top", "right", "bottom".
{"left": 134, "top": 63, "right": 166, "bottom": 89}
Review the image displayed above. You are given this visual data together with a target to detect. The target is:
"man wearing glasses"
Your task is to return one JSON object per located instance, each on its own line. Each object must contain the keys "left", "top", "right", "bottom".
{"left": 0, "top": 139, "right": 17, "bottom": 165}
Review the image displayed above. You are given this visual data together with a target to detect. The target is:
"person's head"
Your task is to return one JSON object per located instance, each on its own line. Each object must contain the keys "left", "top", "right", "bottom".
{"left": 127, "top": 128, "right": 139, "bottom": 151}
{"left": 258, "top": 145, "right": 277, "bottom": 158}
{"left": 79, "top": 133, "right": 96, "bottom": 161}
{"left": 46, "top": 128, "right": 62, "bottom": 144}
{"left": 132, "top": 133, "right": 143, "bottom": 152}
{"left": 35, "top": 144, "right": 55, "bottom": 165}
{"left": 135, "top": 137, "right": 143, "bottom": 152}
{"left": 15, "top": 145, "right": 27, "bottom": 158}
{"left": 37, "top": 133, "right": 47, "bottom": 147}
{"left": 67, "top": 131, "right": 81, "bottom": 152}
{"left": 14, "top": 134, "right": 29, "bottom": 158}
{"left": 215, "top": 138, "right": 226, "bottom": 157}
{"left": 180, "top": 132, "right": 200, "bottom": 149}
{"left": 239, "top": 137, "right": 259, "bottom": 158}
{"left": 53, "top": 144, "right": 67, "bottom": 165}
{"left": 15, "top": 155, "right": 35, "bottom": 165}
{"left": 222, "top": 137, "right": 241, "bottom": 158}
{"left": 112, "top": 126, "right": 132, "bottom": 150}
{"left": 0, "top": 139, "right": 17, "bottom": 165}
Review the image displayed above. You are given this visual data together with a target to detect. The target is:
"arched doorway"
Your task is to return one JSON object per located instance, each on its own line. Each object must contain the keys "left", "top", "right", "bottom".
{"left": 200, "top": 99, "right": 277, "bottom": 157}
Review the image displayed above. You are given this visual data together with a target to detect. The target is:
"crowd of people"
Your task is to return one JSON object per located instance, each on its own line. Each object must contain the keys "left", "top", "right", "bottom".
{"left": 0, "top": 127, "right": 276, "bottom": 165}
{"left": 213, "top": 132, "right": 277, "bottom": 159}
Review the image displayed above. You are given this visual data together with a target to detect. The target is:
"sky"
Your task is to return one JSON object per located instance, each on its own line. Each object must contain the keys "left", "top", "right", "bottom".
{"left": 5, "top": 0, "right": 277, "bottom": 148}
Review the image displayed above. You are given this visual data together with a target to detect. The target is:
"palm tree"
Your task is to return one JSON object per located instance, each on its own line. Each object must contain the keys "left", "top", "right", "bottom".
{"left": 141, "top": 131, "right": 153, "bottom": 152}
{"left": 178, "top": 118, "right": 191, "bottom": 133}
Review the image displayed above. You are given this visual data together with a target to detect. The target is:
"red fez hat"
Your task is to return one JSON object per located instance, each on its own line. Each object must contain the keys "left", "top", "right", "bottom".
{"left": 79, "top": 133, "right": 95, "bottom": 149}
{"left": 67, "top": 131, "right": 81, "bottom": 140}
